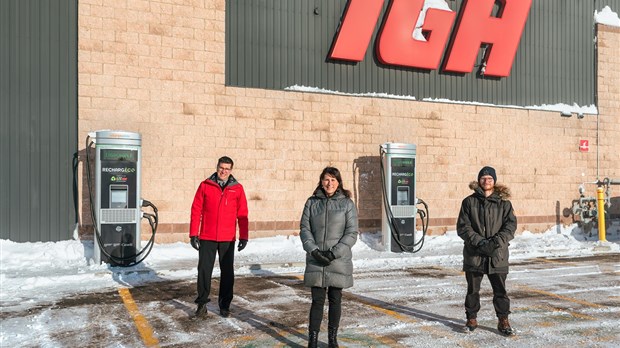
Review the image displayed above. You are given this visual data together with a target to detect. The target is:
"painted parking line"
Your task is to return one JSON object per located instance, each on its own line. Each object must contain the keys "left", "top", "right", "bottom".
{"left": 118, "top": 287, "right": 160, "bottom": 347}
{"left": 292, "top": 273, "right": 476, "bottom": 347}
{"left": 516, "top": 284, "right": 604, "bottom": 309}
{"left": 222, "top": 329, "right": 307, "bottom": 347}
{"left": 288, "top": 272, "right": 480, "bottom": 346}
{"left": 347, "top": 293, "right": 483, "bottom": 348}
{"left": 350, "top": 294, "right": 418, "bottom": 323}
{"left": 520, "top": 304, "right": 597, "bottom": 321}
{"left": 288, "top": 274, "right": 410, "bottom": 347}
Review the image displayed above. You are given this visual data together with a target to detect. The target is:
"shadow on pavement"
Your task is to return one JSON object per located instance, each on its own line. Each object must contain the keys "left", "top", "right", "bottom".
{"left": 348, "top": 293, "right": 465, "bottom": 333}
{"left": 230, "top": 306, "right": 306, "bottom": 348}
{"left": 233, "top": 267, "right": 307, "bottom": 346}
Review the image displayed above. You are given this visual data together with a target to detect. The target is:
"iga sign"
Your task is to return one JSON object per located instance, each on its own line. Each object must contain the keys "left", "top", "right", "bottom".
{"left": 329, "top": 0, "right": 532, "bottom": 77}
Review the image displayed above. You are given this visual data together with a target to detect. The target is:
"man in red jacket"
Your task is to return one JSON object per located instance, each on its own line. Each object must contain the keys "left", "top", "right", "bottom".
{"left": 189, "top": 156, "right": 249, "bottom": 318}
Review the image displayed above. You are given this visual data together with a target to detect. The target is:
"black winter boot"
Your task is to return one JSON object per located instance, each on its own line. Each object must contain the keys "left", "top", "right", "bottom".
{"left": 328, "top": 327, "right": 339, "bottom": 348}
{"left": 308, "top": 330, "right": 319, "bottom": 348}
{"left": 465, "top": 318, "right": 478, "bottom": 331}
{"left": 194, "top": 303, "right": 207, "bottom": 318}
{"left": 497, "top": 316, "right": 514, "bottom": 336}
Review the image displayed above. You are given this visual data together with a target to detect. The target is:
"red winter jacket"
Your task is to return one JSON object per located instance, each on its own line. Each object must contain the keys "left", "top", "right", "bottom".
{"left": 189, "top": 174, "right": 249, "bottom": 241}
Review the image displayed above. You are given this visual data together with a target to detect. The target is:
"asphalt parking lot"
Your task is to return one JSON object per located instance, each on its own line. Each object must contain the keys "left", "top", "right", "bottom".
{"left": 2, "top": 253, "right": 619, "bottom": 347}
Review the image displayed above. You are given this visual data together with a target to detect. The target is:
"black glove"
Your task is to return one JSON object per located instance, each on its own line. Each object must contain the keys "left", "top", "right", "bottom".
{"left": 237, "top": 239, "right": 248, "bottom": 252}
{"left": 311, "top": 249, "right": 332, "bottom": 266}
{"left": 321, "top": 250, "right": 335, "bottom": 262}
{"left": 477, "top": 238, "right": 499, "bottom": 257}
{"left": 190, "top": 236, "right": 200, "bottom": 251}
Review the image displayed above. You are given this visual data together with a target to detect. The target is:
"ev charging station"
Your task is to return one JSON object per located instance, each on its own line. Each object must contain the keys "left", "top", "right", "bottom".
{"left": 94, "top": 131, "right": 141, "bottom": 265}
{"left": 380, "top": 143, "right": 428, "bottom": 253}
{"left": 87, "top": 130, "right": 157, "bottom": 266}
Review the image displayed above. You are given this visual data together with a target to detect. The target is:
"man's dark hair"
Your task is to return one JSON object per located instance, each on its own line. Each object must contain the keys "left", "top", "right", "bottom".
{"left": 218, "top": 156, "right": 234, "bottom": 169}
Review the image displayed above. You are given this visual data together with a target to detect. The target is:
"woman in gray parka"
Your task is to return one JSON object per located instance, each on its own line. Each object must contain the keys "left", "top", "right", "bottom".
{"left": 300, "top": 167, "right": 358, "bottom": 348}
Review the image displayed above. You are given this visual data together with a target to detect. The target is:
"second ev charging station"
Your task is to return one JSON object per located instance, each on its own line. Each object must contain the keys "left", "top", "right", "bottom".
{"left": 86, "top": 130, "right": 158, "bottom": 266}
{"left": 380, "top": 143, "right": 428, "bottom": 253}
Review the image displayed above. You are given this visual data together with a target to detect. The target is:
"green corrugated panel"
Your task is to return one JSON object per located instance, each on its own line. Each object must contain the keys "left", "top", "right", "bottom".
{"left": 0, "top": 0, "right": 9, "bottom": 239}
{"left": 226, "top": 0, "right": 610, "bottom": 107}
{"left": 0, "top": 0, "right": 77, "bottom": 242}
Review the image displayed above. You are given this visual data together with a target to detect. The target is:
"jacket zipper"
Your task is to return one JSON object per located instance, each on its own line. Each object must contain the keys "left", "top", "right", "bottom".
{"left": 323, "top": 197, "right": 330, "bottom": 250}
{"left": 322, "top": 196, "right": 330, "bottom": 285}
{"left": 216, "top": 185, "right": 225, "bottom": 241}
{"left": 481, "top": 199, "right": 487, "bottom": 237}
{"left": 480, "top": 199, "right": 489, "bottom": 268}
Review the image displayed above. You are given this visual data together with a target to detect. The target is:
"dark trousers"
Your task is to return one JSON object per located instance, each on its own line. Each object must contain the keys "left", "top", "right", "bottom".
{"left": 195, "top": 240, "right": 235, "bottom": 310}
{"left": 309, "top": 287, "right": 342, "bottom": 332}
{"left": 465, "top": 271, "right": 510, "bottom": 319}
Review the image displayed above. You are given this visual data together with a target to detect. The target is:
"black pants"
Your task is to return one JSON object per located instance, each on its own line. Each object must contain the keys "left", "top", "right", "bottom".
{"left": 195, "top": 240, "right": 235, "bottom": 310}
{"left": 465, "top": 271, "right": 510, "bottom": 319}
{"left": 309, "top": 287, "right": 342, "bottom": 332}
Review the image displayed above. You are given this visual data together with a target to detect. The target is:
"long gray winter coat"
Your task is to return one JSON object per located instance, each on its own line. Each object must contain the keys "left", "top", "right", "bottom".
{"left": 457, "top": 182, "right": 517, "bottom": 274}
{"left": 300, "top": 188, "right": 358, "bottom": 288}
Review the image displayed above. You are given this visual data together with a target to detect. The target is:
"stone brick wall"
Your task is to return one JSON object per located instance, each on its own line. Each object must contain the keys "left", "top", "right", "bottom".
{"left": 77, "top": 0, "right": 620, "bottom": 243}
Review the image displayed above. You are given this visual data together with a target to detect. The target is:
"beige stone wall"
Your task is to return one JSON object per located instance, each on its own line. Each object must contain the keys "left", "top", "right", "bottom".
{"left": 77, "top": 0, "right": 620, "bottom": 242}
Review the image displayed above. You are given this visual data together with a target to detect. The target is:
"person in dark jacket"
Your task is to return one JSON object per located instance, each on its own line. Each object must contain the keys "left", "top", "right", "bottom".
{"left": 300, "top": 167, "right": 358, "bottom": 348}
{"left": 457, "top": 166, "right": 517, "bottom": 335}
{"left": 189, "top": 156, "right": 249, "bottom": 318}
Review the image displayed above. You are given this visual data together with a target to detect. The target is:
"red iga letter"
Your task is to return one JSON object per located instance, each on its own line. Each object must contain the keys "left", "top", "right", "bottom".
{"left": 443, "top": 0, "right": 532, "bottom": 77}
{"left": 377, "top": 0, "right": 456, "bottom": 70}
{"left": 329, "top": 0, "right": 385, "bottom": 61}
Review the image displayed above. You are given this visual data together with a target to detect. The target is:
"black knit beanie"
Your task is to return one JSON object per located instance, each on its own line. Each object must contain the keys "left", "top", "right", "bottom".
{"left": 478, "top": 166, "right": 497, "bottom": 182}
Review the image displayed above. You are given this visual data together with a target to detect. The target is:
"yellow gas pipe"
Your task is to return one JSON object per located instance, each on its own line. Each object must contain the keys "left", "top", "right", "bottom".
{"left": 596, "top": 187, "right": 607, "bottom": 242}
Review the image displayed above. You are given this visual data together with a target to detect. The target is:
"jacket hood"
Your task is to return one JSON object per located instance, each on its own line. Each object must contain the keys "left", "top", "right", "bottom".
{"left": 312, "top": 187, "right": 346, "bottom": 200}
{"left": 468, "top": 181, "right": 512, "bottom": 200}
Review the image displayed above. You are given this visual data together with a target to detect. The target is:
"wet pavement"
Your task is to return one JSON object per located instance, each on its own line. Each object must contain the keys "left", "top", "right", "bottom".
{"left": 1, "top": 254, "right": 619, "bottom": 347}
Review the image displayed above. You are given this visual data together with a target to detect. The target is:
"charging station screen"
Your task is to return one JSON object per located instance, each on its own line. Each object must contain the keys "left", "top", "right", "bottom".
{"left": 397, "top": 187, "right": 409, "bottom": 205}
{"left": 110, "top": 185, "right": 129, "bottom": 208}
{"left": 392, "top": 158, "right": 414, "bottom": 168}
{"left": 391, "top": 157, "right": 415, "bottom": 206}
{"left": 100, "top": 149, "right": 138, "bottom": 209}
{"left": 101, "top": 149, "right": 138, "bottom": 162}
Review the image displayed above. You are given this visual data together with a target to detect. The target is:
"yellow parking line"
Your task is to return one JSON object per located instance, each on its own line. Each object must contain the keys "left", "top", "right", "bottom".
{"left": 284, "top": 275, "right": 469, "bottom": 347}
{"left": 351, "top": 295, "right": 416, "bottom": 323}
{"left": 118, "top": 287, "right": 160, "bottom": 347}
{"left": 517, "top": 285, "right": 604, "bottom": 308}
{"left": 222, "top": 325, "right": 306, "bottom": 346}
{"left": 294, "top": 275, "right": 414, "bottom": 322}
{"left": 521, "top": 304, "right": 597, "bottom": 321}
{"left": 352, "top": 294, "right": 480, "bottom": 348}
{"left": 292, "top": 275, "right": 410, "bottom": 346}
{"left": 535, "top": 257, "right": 561, "bottom": 263}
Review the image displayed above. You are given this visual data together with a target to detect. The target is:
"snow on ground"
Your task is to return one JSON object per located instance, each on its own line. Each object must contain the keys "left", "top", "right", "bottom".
{"left": 1, "top": 223, "right": 618, "bottom": 315}
{"left": 1, "top": 223, "right": 619, "bottom": 348}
